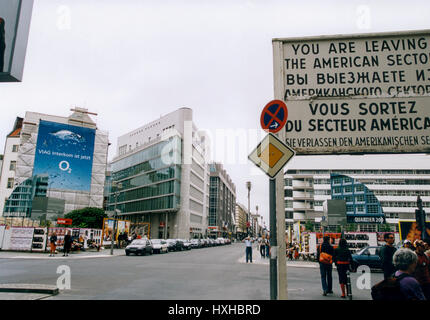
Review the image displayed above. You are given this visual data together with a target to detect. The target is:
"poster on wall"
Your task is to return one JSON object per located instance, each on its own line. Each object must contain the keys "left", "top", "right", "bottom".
{"left": 33, "top": 120, "right": 96, "bottom": 191}
{"left": 399, "top": 221, "right": 430, "bottom": 243}
{"left": 9, "top": 226, "right": 34, "bottom": 251}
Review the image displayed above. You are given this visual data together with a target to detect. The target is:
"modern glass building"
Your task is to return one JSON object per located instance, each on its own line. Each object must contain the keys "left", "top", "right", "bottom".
{"left": 3, "top": 174, "right": 48, "bottom": 217}
{"left": 107, "top": 136, "right": 182, "bottom": 217}
{"left": 107, "top": 108, "right": 210, "bottom": 239}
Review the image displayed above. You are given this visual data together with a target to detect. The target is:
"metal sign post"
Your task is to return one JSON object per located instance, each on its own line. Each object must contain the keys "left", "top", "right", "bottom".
{"left": 269, "top": 178, "right": 277, "bottom": 300}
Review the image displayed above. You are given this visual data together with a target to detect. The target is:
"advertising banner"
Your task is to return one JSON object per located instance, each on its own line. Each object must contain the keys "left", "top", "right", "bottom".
{"left": 33, "top": 120, "right": 96, "bottom": 191}
{"left": 399, "top": 220, "right": 430, "bottom": 243}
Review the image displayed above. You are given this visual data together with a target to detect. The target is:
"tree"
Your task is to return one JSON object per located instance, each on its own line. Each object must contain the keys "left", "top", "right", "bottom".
{"left": 305, "top": 220, "right": 315, "bottom": 232}
{"left": 64, "top": 207, "right": 107, "bottom": 229}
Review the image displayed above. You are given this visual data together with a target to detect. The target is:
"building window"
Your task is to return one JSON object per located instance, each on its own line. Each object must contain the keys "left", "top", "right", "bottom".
{"left": 12, "top": 145, "right": 19, "bottom": 152}
{"left": 9, "top": 161, "right": 16, "bottom": 171}
{"left": 7, "top": 178, "right": 14, "bottom": 189}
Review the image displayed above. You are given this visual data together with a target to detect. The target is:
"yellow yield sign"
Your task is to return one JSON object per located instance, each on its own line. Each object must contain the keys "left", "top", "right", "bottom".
{"left": 248, "top": 133, "right": 295, "bottom": 179}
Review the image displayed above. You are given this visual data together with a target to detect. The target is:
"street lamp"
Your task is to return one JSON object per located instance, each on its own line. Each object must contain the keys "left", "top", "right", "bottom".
{"left": 110, "top": 181, "right": 122, "bottom": 255}
{"left": 246, "top": 181, "right": 251, "bottom": 236}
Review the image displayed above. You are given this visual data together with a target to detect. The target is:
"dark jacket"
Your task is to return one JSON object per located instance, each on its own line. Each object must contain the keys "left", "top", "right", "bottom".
{"left": 64, "top": 235, "right": 73, "bottom": 249}
{"left": 334, "top": 246, "right": 352, "bottom": 264}
{"left": 380, "top": 244, "right": 397, "bottom": 275}
{"left": 49, "top": 235, "right": 57, "bottom": 244}
{"left": 317, "top": 241, "right": 334, "bottom": 263}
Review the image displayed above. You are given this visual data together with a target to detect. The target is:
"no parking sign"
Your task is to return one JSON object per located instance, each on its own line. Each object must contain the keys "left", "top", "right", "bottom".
{"left": 260, "top": 100, "right": 288, "bottom": 133}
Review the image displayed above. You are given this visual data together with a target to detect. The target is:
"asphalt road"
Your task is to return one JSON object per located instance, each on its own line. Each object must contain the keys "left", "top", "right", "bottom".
{"left": 0, "top": 243, "right": 384, "bottom": 300}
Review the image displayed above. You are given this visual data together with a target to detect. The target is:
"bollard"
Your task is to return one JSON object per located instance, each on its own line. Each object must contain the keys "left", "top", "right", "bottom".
{"left": 346, "top": 270, "right": 353, "bottom": 300}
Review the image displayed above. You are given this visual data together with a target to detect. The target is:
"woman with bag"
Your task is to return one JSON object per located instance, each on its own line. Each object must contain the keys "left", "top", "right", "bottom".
{"left": 317, "top": 235, "right": 334, "bottom": 296}
{"left": 334, "top": 238, "right": 353, "bottom": 298}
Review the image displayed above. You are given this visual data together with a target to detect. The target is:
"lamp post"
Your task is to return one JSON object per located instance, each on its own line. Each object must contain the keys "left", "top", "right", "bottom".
{"left": 246, "top": 181, "right": 251, "bottom": 236}
{"left": 110, "top": 182, "right": 122, "bottom": 255}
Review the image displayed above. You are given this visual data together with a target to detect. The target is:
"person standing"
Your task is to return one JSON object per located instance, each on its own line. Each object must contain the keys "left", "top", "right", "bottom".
{"left": 380, "top": 233, "right": 397, "bottom": 279}
{"left": 49, "top": 231, "right": 57, "bottom": 257}
{"left": 334, "top": 238, "right": 353, "bottom": 298}
{"left": 259, "top": 238, "right": 265, "bottom": 258}
{"left": 392, "top": 248, "right": 426, "bottom": 300}
{"left": 244, "top": 236, "right": 253, "bottom": 263}
{"left": 63, "top": 231, "right": 72, "bottom": 256}
{"left": 317, "top": 235, "right": 334, "bottom": 296}
{"left": 413, "top": 240, "right": 430, "bottom": 300}
{"left": 265, "top": 237, "right": 270, "bottom": 258}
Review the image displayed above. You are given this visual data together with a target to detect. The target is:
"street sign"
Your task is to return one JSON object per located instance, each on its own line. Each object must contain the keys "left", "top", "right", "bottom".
{"left": 248, "top": 133, "right": 295, "bottom": 178}
{"left": 260, "top": 100, "right": 288, "bottom": 133}
{"left": 57, "top": 218, "right": 72, "bottom": 225}
{"left": 273, "top": 29, "right": 430, "bottom": 155}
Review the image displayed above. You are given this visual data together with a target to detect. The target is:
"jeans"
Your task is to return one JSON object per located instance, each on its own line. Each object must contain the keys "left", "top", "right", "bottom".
{"left": 319, "top": 263, "right": 333, "bottom": 292}
{"left": 246, "top": 247, "right": 253, "bottom": 263}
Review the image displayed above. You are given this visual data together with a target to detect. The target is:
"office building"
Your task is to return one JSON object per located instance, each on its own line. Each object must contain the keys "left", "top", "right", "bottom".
{"left": 107, "top": 108, "right": 210, "bottom": 239}
{"left": 208, "top": 163, "right": 236, "bottom": 238}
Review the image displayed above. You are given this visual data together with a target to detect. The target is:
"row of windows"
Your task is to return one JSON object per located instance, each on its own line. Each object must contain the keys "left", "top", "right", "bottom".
{"left": 380, "top": 201, "right": 430, "bottom": 208}
{"left": 110, "top": 195, "right": 180, "bottom": 213}
{"left": 112, "top": 136, "right": 181, "bottom": 173}
{"left": 110, "top": 180, "right": 179, "bottom": 203}
{"left": 112, "top": 166, "right": 180, "bottom": 192}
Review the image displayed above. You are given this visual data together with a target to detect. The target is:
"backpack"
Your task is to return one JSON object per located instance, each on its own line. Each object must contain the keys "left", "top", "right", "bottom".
{"left": 371, "top": 273, "right": 411, "bottom": 300}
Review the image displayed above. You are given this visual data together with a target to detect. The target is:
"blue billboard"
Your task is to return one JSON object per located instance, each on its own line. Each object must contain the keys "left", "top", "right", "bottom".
{"left": 33, "top": 120, "right": 96, "bottom": 191}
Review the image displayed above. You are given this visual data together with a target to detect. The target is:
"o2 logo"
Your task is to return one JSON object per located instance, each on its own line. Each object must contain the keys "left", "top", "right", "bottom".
{"left": 59, "top": 160, "right": 72, "bottom": 173}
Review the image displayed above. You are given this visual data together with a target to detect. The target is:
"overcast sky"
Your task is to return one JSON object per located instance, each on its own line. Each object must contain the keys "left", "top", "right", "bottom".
{"left": 1, "top": 0, "right": 429, "bottom": 226}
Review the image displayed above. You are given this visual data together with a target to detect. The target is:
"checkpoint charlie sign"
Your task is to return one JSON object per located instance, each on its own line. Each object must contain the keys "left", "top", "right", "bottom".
{"left": 272, "top": 30, "right": 430, "bottom": 155}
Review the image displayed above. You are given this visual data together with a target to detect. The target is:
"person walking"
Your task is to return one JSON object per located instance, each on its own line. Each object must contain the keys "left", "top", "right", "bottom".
{"left": 63, "top": 231, "right": 72, "bottom": 256}
{"left": 413, "top": 240, "right": 430, "bottom": 299}
{"left": 244, "top": 236, "right": 253, "bottom": 263}
{"left": 334, "top": 238, "right": 353, "bottom": 298}
{"left": 317, "top": 235, "right": 334, "bottom": 296}
{"left": 265, "top": 237, "right": 270, "bottom": 258}
{"left": 392, "top": 248, "right": 426, "bottom": 300}
{"left": 49, "top": 231, "right": 57, "bottom": 257}
{"left": 259, "top": 238, "right": 265, "bottom": 258}
{"left": 380, "top": 233, "right": 397, "bottom": 279}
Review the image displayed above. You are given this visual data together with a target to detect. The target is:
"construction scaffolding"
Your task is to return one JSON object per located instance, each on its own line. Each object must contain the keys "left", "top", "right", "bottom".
{"left": 14, "top": 108, "right": 109, "bottom": 215}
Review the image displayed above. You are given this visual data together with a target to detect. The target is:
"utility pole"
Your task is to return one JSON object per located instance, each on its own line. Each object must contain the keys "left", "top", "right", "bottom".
{"left": 246, "top": 181, "right": 251, "bottom": 236}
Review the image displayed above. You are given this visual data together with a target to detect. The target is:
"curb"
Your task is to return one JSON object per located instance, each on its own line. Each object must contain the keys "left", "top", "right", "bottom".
{"left": 0, "top": 284, "right": 59, "bottom": 295}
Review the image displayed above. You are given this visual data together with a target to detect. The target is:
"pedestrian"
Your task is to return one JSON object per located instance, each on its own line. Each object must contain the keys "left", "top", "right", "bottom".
{"left": 63, "top": 230, "right": 72, "bottom": 256}
{"left": 317, "top": 235, "right": 334, "bottom": 296}
{"left": 392, "top": 248, "right": 426, "bottom": 300}
{"left": 265, "top": 237, "right": 270, "bottom": 258}
{"left": 334, "top": 238, "right": 353, "bottom": 298}
{"left": 424, "top": 239, "right": 430, "bottom": 259}
{"left": 413, "top": 239, "right": 430, "bottom": 299}
{"left": 403, "top": 239, "right": 414, "bottom": 251}
{"left": 259, "top": 238, "right": 265, "bottom": 258}
{"left": 49, "top": 231, "right": 57, "bottom": 257}
{"left": 380, "top": 233, "right": 397, "bottom": 279}
{"left": 244, "top": 236, "right": 253, "bottom": 263}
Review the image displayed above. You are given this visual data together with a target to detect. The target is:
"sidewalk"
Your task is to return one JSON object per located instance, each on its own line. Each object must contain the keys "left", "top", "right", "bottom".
{"left": 238, "top": 247, "right": 320, "bottom": 269}
{"left": 0, "top": 248, "right": 125, "bottom": 259}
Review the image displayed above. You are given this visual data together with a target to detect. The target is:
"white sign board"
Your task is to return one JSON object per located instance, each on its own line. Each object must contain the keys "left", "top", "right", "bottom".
{"left": 273, "top": 30, "right": 430, "bottom": 154}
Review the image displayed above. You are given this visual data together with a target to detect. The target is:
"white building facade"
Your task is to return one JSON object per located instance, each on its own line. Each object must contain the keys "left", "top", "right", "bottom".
{"left": 108, "top": 108, "right": 210, "bottom": 239}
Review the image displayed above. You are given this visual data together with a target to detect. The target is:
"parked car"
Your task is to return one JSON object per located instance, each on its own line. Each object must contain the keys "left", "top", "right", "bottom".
{"left": 166, "top": 239, "right": 184, "bottom": 251}
{"left": 182, "top": 239, "right": 192, "bottom": 250}
{"left": 190, "top": 239, "right": 202, "bottom": 249}
{"left": 216, "top": 237, "right": 225, "bottom": 245}
{"left": 351, "top": 246, "right": 382, "bottom": 271}
{"left": 125, "top": 239, "right": 153, "bottom": 256}
{"left": 151, "top": 239, "right": 168, "bottom": 254}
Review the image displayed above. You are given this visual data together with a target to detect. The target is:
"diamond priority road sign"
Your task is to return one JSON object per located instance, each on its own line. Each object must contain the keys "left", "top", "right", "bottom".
{"left": 248, "top": 133, "right": 295, "bottom": 179}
